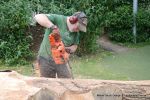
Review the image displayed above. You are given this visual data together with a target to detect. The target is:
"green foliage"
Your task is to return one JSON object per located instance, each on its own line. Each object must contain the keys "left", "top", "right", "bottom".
{"left": 1, "top": 0, "right": 150, "bottom": 64}
{"left": 105, "top": 5, "right": 133, "bottom": 42}
{"left": 0, "top": 0, "right": 32, "bottom": 65}
{"left": 109, "top": 30, "right": 133, "bottom": 42}
{"left": 136, "top": 8, "right": 150, "bottom": 42}
{"left": 104, "top": 2, "right": 150, "bottom": 43}
{"left": 105, "top": 5, "right": 133, "bottom": 28}
{"left": 29, "top": 0, "right": 150, "bottom": 49}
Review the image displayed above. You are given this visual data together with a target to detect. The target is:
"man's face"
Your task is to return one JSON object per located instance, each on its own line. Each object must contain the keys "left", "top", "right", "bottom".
{"left": 72, "top": 22, "right": 79, "bottom": 32}
{"left": 68, "top": 21, "right": 79, "bottom": 32}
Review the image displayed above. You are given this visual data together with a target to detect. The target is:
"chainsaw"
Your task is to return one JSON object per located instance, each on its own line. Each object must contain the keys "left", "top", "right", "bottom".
{"left": 49, "top": 29, "right": 70, "bottom": 64}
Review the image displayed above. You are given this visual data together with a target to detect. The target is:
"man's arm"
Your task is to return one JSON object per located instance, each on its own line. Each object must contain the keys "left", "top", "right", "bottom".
{"left": 34, "top": 14, "right": 54, "bottom": 28}
{"left": 65, "top": 45, "right": 78, "bottom": 54}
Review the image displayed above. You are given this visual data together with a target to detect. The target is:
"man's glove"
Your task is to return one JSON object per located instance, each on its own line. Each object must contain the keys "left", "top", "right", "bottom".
{"left": 49, "top": 25, "right": 60, "bottom": 42}
{"left": 49, "top": 25, "right": 59, "bottom": 34}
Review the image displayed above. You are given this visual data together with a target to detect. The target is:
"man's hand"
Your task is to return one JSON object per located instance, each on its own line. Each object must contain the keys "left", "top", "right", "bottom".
{"left": 65, "top": 45, "right": 78, "bottom": 54}
{"left": 50, "top": 25, "right": 59, "bottom": 34}
{"left": 50, "top": 25, "right": 61, "bottom": 42}
{"left": 65, "top": 48, "right": 72, "bottom": 54}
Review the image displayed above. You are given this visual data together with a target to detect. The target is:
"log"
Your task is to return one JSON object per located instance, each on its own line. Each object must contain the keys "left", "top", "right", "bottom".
{"left": 0, "top": 71, "right": 150, "bottom": 100}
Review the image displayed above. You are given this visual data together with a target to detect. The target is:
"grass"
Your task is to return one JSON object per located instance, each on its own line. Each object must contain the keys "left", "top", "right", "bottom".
{"left": 101, "top": 45, "right": 150, "bottom": 80}
{"left": 113, "top": 41, "right": 150, "bottom": 48}
{"left": 0, "top": 43, "right": 150, "bottom": 80}
{"left": 0, "top": 61, "right": 33, "bottom": 76}
{"left": 0, "top": 49, "right": 128, "bottom": 80}
{"left": 70, "top": 51, "right": 129, "bottom": 80}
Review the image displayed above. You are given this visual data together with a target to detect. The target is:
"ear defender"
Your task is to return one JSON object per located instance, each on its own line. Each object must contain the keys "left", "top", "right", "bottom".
{"left": 69, "top": 16, "right": 78, "bottom": 24}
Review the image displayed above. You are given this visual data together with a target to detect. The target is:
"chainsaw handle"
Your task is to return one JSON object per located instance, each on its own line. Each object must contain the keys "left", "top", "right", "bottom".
{"left": 49, "top": 25, "right": 60, "bottom": 34}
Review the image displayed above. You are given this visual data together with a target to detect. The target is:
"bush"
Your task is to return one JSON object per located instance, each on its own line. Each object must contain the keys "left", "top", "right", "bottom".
{"left": 1, "top": 0, "right": 150, "bottom": 64}
{"left": 0, "top": 0, "right": 32, "bottom": 65}
{"left": 104, "top": 5, "right": 133, "bottom": 42}
{"left": 105, "top": 3, "right": 150, "bottom": 43}
{"left": 109, "top": 29, "right": 133, "bottom": 42}
{"left": 136, "top": 8, "right": 150, "bottom": 42}
{"left": 107, "top": 5, "right": 133, "bottom": 28}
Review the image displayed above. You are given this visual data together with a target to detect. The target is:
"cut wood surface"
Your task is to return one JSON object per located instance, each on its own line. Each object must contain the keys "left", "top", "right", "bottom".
{"left": 0, "top": 71, "right": 150, "bottom": 100}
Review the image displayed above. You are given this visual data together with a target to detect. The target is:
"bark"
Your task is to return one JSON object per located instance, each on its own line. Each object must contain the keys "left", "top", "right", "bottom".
{"left": 0, "top": 71, "right": 150, "bottom": 100}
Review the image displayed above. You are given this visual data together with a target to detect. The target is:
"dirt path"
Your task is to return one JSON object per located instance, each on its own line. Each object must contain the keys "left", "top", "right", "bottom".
{"left": 98, "top": 34, "right": 131, "bottom": 53}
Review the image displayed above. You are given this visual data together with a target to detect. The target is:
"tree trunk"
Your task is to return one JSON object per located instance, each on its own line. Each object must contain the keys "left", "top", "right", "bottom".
{"left": 0, "top": 71, "right": 150, "bottom": 100}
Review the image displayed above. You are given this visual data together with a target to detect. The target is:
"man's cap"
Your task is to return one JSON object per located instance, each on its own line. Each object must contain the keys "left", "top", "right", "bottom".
{"left": 73, "top": 12, "right": 87, "bottom": 32}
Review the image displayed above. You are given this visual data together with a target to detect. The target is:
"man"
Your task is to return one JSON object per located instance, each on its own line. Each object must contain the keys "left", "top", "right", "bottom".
{"left": 34, "top": 11, "right": 87, "bottom": 78}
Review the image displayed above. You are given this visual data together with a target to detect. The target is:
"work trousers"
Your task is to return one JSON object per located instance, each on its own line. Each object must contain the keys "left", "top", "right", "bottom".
{"left": 38, "top": 56, "right": 73, "bottom": 78}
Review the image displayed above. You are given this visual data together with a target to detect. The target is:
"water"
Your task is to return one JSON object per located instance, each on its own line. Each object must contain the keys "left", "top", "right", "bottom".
{"left": 101, "top": 45, "right": 150, "bottom": 80}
